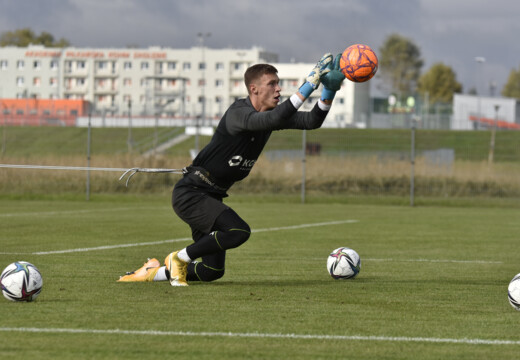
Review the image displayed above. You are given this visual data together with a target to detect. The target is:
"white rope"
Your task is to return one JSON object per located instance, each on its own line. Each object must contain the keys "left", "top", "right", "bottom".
{"left": 0, "top": 163, "right": 184, "bottom": 187}
{"left": 118, "top": 167, "right": 184, "bottom": 186}
{"left": 0, "top": 163, "right": 128, "bottom": 172}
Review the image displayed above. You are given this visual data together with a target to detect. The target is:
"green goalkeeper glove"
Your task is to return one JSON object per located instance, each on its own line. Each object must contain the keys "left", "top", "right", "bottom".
{"left": 298, "top": 53, "right": 333, "bottom": 98}
{"left": 320, "top": 53, "right": 345, "bottom": 101}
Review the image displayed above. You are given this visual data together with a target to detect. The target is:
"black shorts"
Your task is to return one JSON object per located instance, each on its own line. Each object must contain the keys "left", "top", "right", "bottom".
{"left": 172, "top": 172, "right": 229, "bottom": 234}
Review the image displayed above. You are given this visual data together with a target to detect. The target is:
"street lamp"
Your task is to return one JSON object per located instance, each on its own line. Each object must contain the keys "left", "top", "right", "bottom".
{"left": 474, "top": 56, "right": 486, "bottom": 129}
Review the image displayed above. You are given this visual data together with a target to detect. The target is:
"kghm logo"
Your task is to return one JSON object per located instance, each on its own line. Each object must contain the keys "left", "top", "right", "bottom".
{"left": 228, "top": 155, "right": 243, "bottom": 167}
{"left": 228, "top": 155, "right": 256, "bottom": 169}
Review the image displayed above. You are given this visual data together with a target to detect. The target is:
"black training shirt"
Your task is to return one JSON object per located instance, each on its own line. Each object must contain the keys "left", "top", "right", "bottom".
{"left": 191, "top": 97, "right": 329, "bottom": 189}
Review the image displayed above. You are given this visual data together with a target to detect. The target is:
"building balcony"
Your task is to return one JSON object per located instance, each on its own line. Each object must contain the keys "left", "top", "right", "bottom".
{"left": 94, "top": 70, "right": 119, "bottom": 77}
{"left": 63, "top": 69, "right": 88, "bottom": 77}
{"left": 94, "top": 87, "right": 118, "bottom": 95}
{"left": 63, "top": 86, "right": 88, "bottom": 94}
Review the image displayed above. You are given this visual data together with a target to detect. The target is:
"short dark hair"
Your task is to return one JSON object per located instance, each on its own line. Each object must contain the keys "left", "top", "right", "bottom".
{"left": 244, "top": 64, "right": 278, "bottom": 94}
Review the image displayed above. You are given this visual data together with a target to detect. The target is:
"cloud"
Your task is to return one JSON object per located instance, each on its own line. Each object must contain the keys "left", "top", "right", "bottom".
{"left": 0, "top": 0, "right": 518, "bottom": 95}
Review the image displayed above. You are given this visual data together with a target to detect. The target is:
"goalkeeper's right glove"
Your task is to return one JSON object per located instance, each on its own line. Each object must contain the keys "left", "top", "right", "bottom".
{"left": 298, "top": 53, "right": 333, "bottom": 99}
{"left": 319, "top": 53, "right": 345, "bottom": 102}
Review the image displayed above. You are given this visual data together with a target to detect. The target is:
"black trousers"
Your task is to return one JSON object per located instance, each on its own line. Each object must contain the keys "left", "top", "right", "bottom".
{"left": 172, "top": 174, "right": 250, "bottom": 281}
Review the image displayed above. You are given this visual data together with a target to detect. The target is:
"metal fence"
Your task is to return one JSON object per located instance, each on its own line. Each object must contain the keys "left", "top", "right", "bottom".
{"left": 0, "top": 119, "right": 519, "bottom": 206}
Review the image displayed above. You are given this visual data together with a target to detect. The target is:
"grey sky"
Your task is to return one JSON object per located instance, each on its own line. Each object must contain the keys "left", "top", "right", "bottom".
{"left": 1, "top": 0, "right": 518, "bottom": 96}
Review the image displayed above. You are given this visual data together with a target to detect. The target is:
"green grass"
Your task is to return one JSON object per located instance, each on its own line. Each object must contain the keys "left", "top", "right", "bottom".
{"left": 266, "top": 128, "right": 520, "bottom": 162}
{"left": 2, "top": 126, "right": 519, "bottom": 162}
{"left": 0, "top": 126, "right": 188, "bottom": 156}
{"left": 1, "top": 196, "right": 520, "bottom": 359}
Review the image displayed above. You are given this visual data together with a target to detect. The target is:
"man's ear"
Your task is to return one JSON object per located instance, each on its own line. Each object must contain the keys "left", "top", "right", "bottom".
{"left": 249, "top": 83, "right": 258, "bottom": 95}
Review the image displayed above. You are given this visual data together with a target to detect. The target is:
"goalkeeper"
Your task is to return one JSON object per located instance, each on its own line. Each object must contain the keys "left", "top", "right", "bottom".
{"left": 118, "top": 53, "right": 346, "bottom": 286}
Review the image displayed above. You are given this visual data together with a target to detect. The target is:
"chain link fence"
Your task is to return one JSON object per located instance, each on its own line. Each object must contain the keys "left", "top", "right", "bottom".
{"left": 0, "top": 119, "right": 519, "bottom": 206}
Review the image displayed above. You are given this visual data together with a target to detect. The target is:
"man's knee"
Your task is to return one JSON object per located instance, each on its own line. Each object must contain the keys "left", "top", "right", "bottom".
{"left": 196, "top": 263, "right": 225, "bottom": 282}
{"left": 224, "top": 227, "right": 250, "bottom": 249}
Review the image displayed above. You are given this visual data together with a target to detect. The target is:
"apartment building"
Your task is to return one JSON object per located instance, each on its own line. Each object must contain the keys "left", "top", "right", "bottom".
{"left": 0, "top": 44, "right": 370, "bottom": 127}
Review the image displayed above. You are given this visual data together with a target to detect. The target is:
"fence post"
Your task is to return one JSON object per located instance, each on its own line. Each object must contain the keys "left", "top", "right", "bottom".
{"left": 301, "top": 129, "right": 307, "bottom": 204}
{"left": 86, "top": 105, "right": 92, "bottom": 201}
{"left": 410, "top": 118, "right": 416, "bottom": 206}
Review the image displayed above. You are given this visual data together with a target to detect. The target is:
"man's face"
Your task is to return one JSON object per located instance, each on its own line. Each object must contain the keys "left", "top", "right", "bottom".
{"left": 251, "top": 73, "right": 281, "bottom": 112}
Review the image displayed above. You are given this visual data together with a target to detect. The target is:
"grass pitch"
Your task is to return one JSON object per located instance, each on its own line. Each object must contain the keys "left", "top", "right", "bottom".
{"left": 1, "top": 196, "right": 520, "bottom": 359}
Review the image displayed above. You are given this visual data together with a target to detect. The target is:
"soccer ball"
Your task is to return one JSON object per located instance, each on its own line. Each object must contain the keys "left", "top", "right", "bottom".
{"left": 508, "top": 273, "right": 520, "bottom": 311}
{"left": 339, "top": 44, "right": 378, "bottom": 83}
{"left": 327, "top": 247, "right": 361, "bottom": 279}
{"left": 1, "top": 261, "right": 43, "bottom": 302}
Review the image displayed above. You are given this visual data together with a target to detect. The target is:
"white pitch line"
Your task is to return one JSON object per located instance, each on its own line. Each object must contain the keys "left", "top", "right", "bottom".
{"left": 365, "top": 258, "right": 503, "bottom": 265}
{"left": 0, "top": 327, "right": 519, "bottom": 346}
{"left": 32, "top": 238, "right": 192, "bottom": 255}
{"left": 0, "top": 206, "right": 168, "bottom": 218}
{"left": 2, "top": 219, "right": 357, "bottom": 256}
{"left": 252, "top": 220, "right": 358, "bottom": 233}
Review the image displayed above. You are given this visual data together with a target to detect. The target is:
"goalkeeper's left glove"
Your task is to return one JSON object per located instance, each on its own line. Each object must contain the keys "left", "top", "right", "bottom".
{"left": 319, "top": 53, "right": 345, "bottom": 102}
{"left": 298, "top": 53, "right": 333, "bottom": 99}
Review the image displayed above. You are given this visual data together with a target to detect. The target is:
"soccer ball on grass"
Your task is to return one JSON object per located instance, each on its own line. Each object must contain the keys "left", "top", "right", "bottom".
{"left": 1, "top": 261, "right": 43, "bottom": 302}
{"left": 508, "top": 273, "right": 520, "bottom": 311}
{"left": 327, "top": 247, "right": 361, "bottom": 279}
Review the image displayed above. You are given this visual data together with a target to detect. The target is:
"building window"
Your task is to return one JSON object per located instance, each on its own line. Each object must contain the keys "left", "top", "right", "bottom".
{"left": 215, "top": 62, "right": 224, "bottom": 71}
{"left": 167, "top": 61, "right": 176, "bottom": 70}
{"left": 50, "top": 60, "right": 58, "bottom": 70}
{"left": 64, "top": 61, "right": 72, "bottom": 73}
{"left": 17, "top": 60, "right": 24, "bottom": 69}
{"left": 16, "top": 77, "right": 24, "bottom": 87}
{"left": 141, "top": 61, "right": 149, "bottom": 70}
{"left": 50, "top": 77, "right": 58, "bottom": 87}
{"left": 215, "top": 96, "right": 222, "bottom": 103}
{"left": 215, "top": 79, "right": 224, "bottom": 88}
{"left": 0, "top": 60, "right": 7, "bottom": 70}
{"left": 33, "top": 60, "right": 41, "bottom": 70}
{"left": 198, "top": 79, "right": 206, "bottom": 86}
{"left": 98, "top": 61, "right": 107, "bottom": 70}
{"left": 123, "top": 78, "right": 132, "bottom": 86}
{"left": 77, "top": 61, "right": 86, "bottom": 69}
{"left": 123, "top": 61, "right": 132, "bottom": 70}
{"left": 183, "top": 62, "right": 191, "bottom": 70}
{"left": 199, "top": 62, "right": 206, "bottom": 70}
{"left": 33, "top": 77, "right": 41, "bottom": 86}
{"left": 77, "top": 78, "right": 85, "bottom": 86}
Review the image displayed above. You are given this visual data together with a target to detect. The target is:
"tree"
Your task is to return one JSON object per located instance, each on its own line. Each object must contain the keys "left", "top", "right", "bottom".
{"left": 0, "top": 28, "right": 70, "bottom": 47}
{"left": 501, "top": 66, "right": 520, "bottom": 99}
{"left": 417, "top": 62, "right": 462, "bottom": 104}
{"left": 378, "top": 33, "right": 423, "bottom": 96}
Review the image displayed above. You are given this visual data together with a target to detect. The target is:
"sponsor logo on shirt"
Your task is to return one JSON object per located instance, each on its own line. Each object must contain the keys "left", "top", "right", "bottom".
{"left": 228, "top": 155, "right": 256, "bottom": 170}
